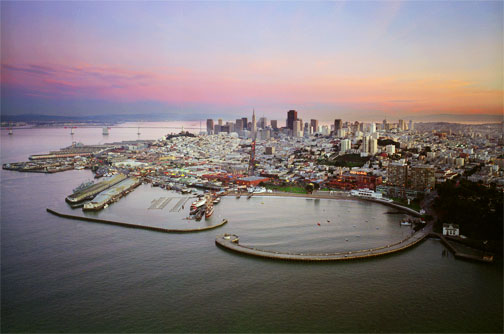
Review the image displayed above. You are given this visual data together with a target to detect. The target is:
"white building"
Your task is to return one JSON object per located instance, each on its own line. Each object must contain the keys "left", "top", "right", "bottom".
{"left": 386, "top": 145, "right": 396, "bottom": 155}
{"left": 340, "top": 139, "right": 351, "bottom": 153}
{"left": 369, "top": 138, "right": 378, "bottom": 154}
{"left": 362, "top": 135, "right": 370, "bottom": 153}
{"left": 443, "top": 224, "right": 460, "bottom": 237}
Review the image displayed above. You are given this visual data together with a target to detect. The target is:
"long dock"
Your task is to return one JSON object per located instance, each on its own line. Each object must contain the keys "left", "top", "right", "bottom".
{"left": 46, "top": 208, "right": 228, "bottom": 233}
{"left": 215, "top": 224, "right": 432, "bottom": 262}
{"left": 66, "top": 174, "right": 127, "bottom": 203}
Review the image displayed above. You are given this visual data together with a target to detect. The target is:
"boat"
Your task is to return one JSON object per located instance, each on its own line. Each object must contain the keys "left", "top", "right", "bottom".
{"left": 213, "top": 197, "right": 221, "bottom": 204}
{"left": 191, "top": 198, "right": 206, "bottom": 209}
{"left": 72, "top": 180, "right": 95, "bottom": 194}
{"left": 236, "top": 194, "right": 241, "bottom": 199}
{"left": 194, "top": 208, "right": 204, "bottom": 221}
{"left": 400, "top": 220, "right": 412, "bottom": 226}
{"left": 205, "top": 205, "right": 214, "bottom": 218}
{"left": 8, "top": 128, "right": 13, "bottom": 135}
{"left": 350, "top": 188, "right": 383, "bottom": 199}
{"left": 350, "top": 188, "right": 392, "bottom": 202}
{"left": 102, "top": 127, "right": 109, "bottom": 135}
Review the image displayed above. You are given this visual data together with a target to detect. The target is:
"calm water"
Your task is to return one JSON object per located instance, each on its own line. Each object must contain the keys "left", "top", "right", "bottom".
{"left": 1, "top": 125, "right": 503, "bottom": 333}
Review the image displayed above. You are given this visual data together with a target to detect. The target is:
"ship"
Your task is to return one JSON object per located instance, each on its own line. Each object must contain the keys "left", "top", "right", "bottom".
{"left": 213, "top": 197, "right": 221, "bottom": 204}
{"left": 350, "top": 188, "right": 393, "bottom": 202}
{"left": 205, "top": 205, "right": 214, "bottom": 218}
{"left": 73, "top": 180, "right": 95, "bottom": 194}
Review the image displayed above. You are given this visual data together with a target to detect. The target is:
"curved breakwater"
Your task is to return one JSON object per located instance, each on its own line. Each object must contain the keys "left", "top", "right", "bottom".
{"left": 46, "top": 208, "right": 228, "bottom": 233}
{"left": 215, "top": 225, "right": 431, "bottom": 261}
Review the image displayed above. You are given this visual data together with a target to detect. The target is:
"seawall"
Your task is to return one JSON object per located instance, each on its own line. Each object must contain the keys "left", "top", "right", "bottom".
{"left": 46, "top": 208, "right": 227, "bottom": 233}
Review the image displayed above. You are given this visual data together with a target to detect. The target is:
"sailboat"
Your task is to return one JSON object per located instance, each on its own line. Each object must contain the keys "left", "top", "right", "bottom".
{"left": 8, "top": 128, "right": 13, "bottom": 135}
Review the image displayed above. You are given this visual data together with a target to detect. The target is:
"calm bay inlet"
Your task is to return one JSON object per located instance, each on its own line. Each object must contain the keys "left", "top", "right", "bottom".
{"left": 1, "top": 125, "right": 502, "bottom": 333}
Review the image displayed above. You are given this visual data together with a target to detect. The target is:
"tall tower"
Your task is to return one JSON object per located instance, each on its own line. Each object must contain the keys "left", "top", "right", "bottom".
{"left": 251, "top": 109, "right": 257, "bottom": 139}
{"left": 287, "top": 110, "right": 298, "bottom": 130}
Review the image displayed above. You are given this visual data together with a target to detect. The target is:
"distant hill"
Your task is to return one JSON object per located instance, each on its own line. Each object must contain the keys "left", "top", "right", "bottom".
{"left": 0, "top": 113, "right": 210, "bottom": 123}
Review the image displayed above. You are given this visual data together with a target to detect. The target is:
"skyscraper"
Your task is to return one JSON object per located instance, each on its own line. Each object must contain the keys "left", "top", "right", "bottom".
{"left": 362, "top": 135, "right": 370, "bottom": 153}
{"left": 334, "top": 119, "right": 342, "bottom": 133}
{"left": 398, "top": 119, "right": 406, "bottom": 131}
{"left": 287, "top": 110, "right": 298, "bottom": 130}
{"left": 270, "top": 120, "right": 278, "bottom": 130}
{"left": 206, "top": 119, "right": 214, "bottom": 135}
{"left": 258, "top": 117, "right": 268, "bottom": 129}
{"left": 242, "top": 117, "right": 248, "bottom": 130}
{"left": 235, "top": 119, "right": 243, "bottom": 132}
{"left": 409, "top": 120, "right": 414, "bottom": 131}
{"left": 293, "top": 120, "right": 302, "bottom": 137}
{"left": 251, "top": 109, "right": 257, "bottom": 138}
{"left": 310, "top": 119, "right": 319, "bottom": 133}
{"left": 369, "top": 138, "right": 378, "bottom": 154}
{"left": 218, "top": 119, "right": 223, "bottom": 126}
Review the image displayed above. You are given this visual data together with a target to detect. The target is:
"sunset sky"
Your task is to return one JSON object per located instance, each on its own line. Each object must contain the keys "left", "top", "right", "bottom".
{"left": 1, "top": 1, "right": 502, "bottom": 122}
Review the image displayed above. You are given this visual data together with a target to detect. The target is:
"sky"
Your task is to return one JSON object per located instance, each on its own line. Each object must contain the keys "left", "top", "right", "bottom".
{"left": 1, "top": 0, "right": 502, "bottom": 122}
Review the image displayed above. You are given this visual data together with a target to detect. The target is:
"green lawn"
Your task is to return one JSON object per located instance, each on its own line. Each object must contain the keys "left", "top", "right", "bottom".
{"left": 390, "top": 197, "right": 421, "bottom": 211}
{"left": 264, "top": 184, "right": 307, "bottom": 194}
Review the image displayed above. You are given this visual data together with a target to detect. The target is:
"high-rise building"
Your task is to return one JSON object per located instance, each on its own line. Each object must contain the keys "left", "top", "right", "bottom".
{"left": 218, "top": 119, "right": 223, "bottom": 126}
{"left": 340, "top": 139, "right": 351, "bottom": 153}
{"left": 258, "top": 117, "right": 268, "bottom": 129}
{"left": 242, "top": 117, "right": 248, "bottom": 130}
{"left": 409, "top": 120, "right": 414, "bottom": 131}
{"left": 409, "top": 165, "right": 435, "bottom": 191}
{"left": 304, "top": 122, "right": 310, "bottom": 137}
{"left": 287, "top": 110, "right": 298, "bottom": 130}
{"left": 235, "top": 119, "right": 243, "bottom": 131}
{"left": 386, "top": 144, "right": 396, "bottom": 155}
{"left": 398, "top": 119, "right": 406, "bottom": 131}
{"left": 293, "top": 120, "right": 302, "bottom": 137}
{"left": 362, "top": 135, "right": 370, "bottom": 153}
{"left": 387, "top": 163, "right": 408, "bottom": 187}
{"left": 321, "top": 125, "right": 330, "bottom": 136}
{"left": 369, "top": 138, "right": 378, "bottom": 154}
{"left": 220, "top": 125, "right": 230, "bottom": 134}
{"left": 270, "top": 120, "right": 278, "bottom": 129}
{"left": 370, "top": 122, "right": 376, "bottom": 134}
{"left": 251, "top": 109, "right": 257, "bottom": 138}
{"left": 214, "top": 124, "right": 221, "bottom": 134}
{"left": 206, "top": 119, "right": 214, "bottom": 134}
{"left": 334, "top": 119, "right": 342, "bottom": 133}
{"left": 310, "top": 119, "right": 319, "bottom": 133}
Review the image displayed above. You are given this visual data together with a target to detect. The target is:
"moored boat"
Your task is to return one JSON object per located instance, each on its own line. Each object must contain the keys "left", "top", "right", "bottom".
{"left": 205, "top": 205, "right": 214, "bottom": 218}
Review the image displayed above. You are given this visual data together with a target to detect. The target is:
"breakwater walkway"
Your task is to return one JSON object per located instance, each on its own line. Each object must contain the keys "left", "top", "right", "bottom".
{"left": 46, "top": 208, "right": 227, "bottom": 233}
{"left": 216, "top": 223, "right": 432, "bottom": 262}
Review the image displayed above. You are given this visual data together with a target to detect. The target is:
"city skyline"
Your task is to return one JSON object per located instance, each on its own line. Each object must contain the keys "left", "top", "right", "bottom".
{"left": 1, "top": 1, "right": 502, "bottom": 122}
